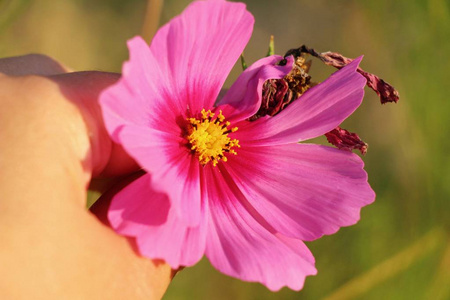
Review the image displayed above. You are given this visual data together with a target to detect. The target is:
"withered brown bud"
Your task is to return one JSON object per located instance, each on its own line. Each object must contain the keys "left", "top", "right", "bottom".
{"left": 248, "top": 79, "right": 289, "bottom": 121}
{"left": 249, "top": 55, "right": 315, "bottom": 121}
{"left": 284, "top": 46, "right": 400, "bottom": 104}
{"left": 325, "top": 127, "right": 368, "bottom": 155}
{"left": 320, "top": 52, "right": 399, "bottom": 104}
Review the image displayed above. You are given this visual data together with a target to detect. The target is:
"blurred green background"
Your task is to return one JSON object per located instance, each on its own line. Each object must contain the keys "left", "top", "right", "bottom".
{"left": 1, "top": 0, "right": 448, "bottom": 299}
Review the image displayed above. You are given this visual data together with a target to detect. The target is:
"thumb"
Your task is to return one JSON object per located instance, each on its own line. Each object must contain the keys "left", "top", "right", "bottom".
{"left": 0, "top": 54, "right": 139, "bottom": 178}
{"left": 48, "top": 71, "right": 140, "bottom": 178}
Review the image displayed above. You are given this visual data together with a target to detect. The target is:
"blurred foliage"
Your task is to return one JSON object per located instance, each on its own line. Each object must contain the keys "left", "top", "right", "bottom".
{"left": 0, "top": 0, "right": 30, "bottom": 32}
{"left": 2, "top": 0, "right": 449, "bottom": 299}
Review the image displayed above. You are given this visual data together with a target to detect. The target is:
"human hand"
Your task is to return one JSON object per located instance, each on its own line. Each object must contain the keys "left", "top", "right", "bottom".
{"left": 0, "top": 54, "right": 172, "bottom": 299}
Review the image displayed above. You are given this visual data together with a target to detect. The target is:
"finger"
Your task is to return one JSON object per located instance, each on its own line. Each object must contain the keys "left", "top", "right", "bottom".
{"left": 90, "top": 171, "right": 181, "bottom": 280}
{"left": 0, "top": 54, "right": 139, "bottom": 178}
{"left": 0, "top": 54, "right": 70, "bottom": 76}
{"left": 48, "top": 71, "right": 140, "bottom": 178}
{"left": 0, "top": 61, "right": 172, "bottom": 298}
{"left": 0, "top": 58, "right": 138, "bottom": 179}
{"left": 0, "top": 71, "right": 138, "bottom": 212}
{"left": 90, "top": 171, "right": 145, "bottom": 225}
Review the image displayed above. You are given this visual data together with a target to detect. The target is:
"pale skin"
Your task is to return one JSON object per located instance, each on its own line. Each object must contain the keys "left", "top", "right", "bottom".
{"left": 0, "top": 54, "right": 172, "bottom": 299}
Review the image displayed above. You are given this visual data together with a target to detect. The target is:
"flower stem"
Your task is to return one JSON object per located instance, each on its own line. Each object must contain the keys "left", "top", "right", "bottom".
{"left": 141, "top": 0, "right": 164, "bottom": 43}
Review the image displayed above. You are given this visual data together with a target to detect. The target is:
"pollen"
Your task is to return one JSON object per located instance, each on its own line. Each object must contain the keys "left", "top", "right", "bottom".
{"left": 187, "top": 109, "right": 240, "bottom": 167}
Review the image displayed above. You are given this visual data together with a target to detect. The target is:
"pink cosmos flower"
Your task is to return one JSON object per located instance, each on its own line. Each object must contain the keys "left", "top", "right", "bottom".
{"left": 100, "top": 0, "right": 375, "bottom": 291}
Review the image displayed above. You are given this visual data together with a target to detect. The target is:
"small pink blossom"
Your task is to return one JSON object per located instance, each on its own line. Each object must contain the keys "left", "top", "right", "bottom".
{"left": 100, "top": 0, "right": 375, "bottom": 291}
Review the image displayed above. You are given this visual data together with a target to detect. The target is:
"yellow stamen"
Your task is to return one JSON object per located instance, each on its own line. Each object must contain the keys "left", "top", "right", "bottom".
{"left": 187, "top": 109, "right": 240, "bottom": 167}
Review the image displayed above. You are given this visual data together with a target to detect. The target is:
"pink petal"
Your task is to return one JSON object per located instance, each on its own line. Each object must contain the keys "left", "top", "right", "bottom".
{"left": 204, "top": 165, "right": 317, "bottom": 291}
{"left": 100, "top": 36, "right": 184, "bottom": 141}
{"left": 100, "top": 0, "right": 254, "bottom": 226}
{"left": 236, "top": 57, "right": 367, "bottom": 145}
{"left": 224, "top": 143, "right": 375, "bottom": 241}
{"left": 217, "top": 55, "right": 294, "bottom": 123}
{"left": 149, "top": 0, "right": 254, "bottom": 114}
{"left": 108, "top": 173, "right": 207, "bottom": 268}
{"left": 117, "top": 124, "right": 203, "bottom": 227}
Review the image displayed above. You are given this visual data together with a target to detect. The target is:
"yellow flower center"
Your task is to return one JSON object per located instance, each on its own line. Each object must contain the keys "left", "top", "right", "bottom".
{"left": 187, "top": 109, "right": 240, "bottom": 167}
